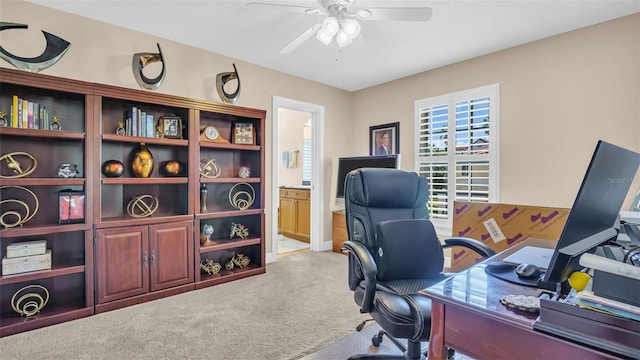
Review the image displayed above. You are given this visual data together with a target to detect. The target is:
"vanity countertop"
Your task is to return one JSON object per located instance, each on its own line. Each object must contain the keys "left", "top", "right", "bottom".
{"left": 280, "top": 185, "right": 311, "bottom": 190}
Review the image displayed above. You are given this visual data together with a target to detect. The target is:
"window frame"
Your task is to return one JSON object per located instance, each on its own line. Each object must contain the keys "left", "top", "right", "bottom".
{"left": 414, "top": 84, "right": 501, "bottom": 235}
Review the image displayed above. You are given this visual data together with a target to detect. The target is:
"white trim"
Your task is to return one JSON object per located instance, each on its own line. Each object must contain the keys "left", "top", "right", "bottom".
{"left": 268, "top": 96, "right": 327, "bottom": 263}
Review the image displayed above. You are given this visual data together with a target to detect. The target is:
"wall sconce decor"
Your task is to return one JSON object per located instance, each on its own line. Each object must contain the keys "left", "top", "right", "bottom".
{"left": 0, "top": 22, "right": 70, "bottom": 73}
{"left": 132, "top": 43, "right": 166, "bottom": 90}
{"left": 216, "top": 63, "right": 241, "bottom": 104}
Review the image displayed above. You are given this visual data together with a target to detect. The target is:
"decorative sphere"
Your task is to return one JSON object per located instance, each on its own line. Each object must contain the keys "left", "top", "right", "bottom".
{"left": 102, "top": 160, "right": 125, "bottom": 177}
{"left": 161, "top": 160, "right": 183, "bottom": 176}
{"left": 202, "top": 224, "right": 214, "bottom": 237}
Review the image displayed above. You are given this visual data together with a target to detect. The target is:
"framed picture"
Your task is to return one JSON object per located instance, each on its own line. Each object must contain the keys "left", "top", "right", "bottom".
{"left": 233, "top": 122, "right": 255, "bottom": 145}
{"left": 369, "top": 122, "right": 399, "bottom": 155}
{"left": 158, "top": 114, "right": 183, "bottom": 139}
{"left": 59, "top": 190, "right": 85, "bottom": 224}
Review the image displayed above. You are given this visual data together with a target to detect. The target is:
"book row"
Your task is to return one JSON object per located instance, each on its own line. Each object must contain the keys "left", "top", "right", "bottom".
{"left": 7, "top": 95, "right": 53, "bottom": 130}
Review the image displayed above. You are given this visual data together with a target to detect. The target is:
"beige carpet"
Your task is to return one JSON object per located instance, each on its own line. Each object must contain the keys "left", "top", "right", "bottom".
{"left": 0, "top": 251, "right": 369, "bottom": 360}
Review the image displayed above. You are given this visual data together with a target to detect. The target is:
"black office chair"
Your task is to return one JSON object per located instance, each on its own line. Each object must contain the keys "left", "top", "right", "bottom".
{"left": 342, "top": 168, "right": 496, "bottom": 360}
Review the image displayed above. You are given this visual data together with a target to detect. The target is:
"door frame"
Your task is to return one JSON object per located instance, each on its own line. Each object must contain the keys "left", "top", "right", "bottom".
{"left": 269, "top": 96, "right": 326, "bottom": 262}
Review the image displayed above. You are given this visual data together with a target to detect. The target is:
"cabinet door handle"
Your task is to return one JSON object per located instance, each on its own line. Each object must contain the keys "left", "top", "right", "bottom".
{"left": 143, "top": 251, "right": 148, "bottom": 267}
{"left": 151, "top": 249, "right": 156, "bottom": 265}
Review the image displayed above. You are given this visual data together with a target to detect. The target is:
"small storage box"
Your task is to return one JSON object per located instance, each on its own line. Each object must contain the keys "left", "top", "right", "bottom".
{"left": 2, "top": 250, "right": 52, "bottom": 275}
{"left": 6, "top": 240, "right": 47, "bottom": 258}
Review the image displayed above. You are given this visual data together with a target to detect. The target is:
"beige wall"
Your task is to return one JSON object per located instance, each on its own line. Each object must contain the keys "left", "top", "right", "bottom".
{"left": 2, "top": 1, "right": 639, "bottom": 246}
{"left": 354, "top": 13, "right": 640, "bottom": 210}
{"left": 1, "top": 0, "right": 354, "bottom": 253}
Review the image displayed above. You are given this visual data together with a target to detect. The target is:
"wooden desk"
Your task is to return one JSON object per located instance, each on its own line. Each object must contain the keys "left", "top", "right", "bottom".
{"left": 419, "top": 239, "right": 619, "bottom": 360}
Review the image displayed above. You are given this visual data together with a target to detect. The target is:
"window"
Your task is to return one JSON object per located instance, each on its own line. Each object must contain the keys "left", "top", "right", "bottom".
{"left": 414, "top": 84, "right": 500, "bottom": 234}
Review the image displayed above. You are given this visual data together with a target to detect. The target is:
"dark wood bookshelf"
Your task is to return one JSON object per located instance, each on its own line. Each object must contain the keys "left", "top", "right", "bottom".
{"left": 0, "top": 67, "right": 266, "bottom": 337}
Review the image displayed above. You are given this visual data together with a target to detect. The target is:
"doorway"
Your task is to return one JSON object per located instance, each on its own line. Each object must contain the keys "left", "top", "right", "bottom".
{"left": 270, "top": 96, "right": 325, "bottom": 262}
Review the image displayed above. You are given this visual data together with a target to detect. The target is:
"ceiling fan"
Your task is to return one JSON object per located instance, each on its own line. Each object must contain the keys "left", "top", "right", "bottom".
{"left": 246, "top": 0, "right": 433, "bottom": 54}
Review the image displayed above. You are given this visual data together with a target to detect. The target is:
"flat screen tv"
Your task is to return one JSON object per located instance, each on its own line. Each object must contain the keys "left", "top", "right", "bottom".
{"left": 539, "top": 140, "right": 640, "bottom": 293}
{"left": 335, "top": 154, "right": 401, "bottom": 206}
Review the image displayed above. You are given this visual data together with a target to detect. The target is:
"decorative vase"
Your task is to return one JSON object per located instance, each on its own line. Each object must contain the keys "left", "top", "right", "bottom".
{"left": 200, "top": 183, "right": 208, "bottom": 213}
{"left": 130, "top": 143, "right": 154, "bottom": 178}
{"left": 102, "top": 160, "right": 125, "bottom": 177}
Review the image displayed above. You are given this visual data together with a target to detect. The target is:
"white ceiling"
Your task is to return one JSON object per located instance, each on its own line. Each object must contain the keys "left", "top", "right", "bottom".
{"left": 28, "top": 0, "right": 640, "bottom": 92}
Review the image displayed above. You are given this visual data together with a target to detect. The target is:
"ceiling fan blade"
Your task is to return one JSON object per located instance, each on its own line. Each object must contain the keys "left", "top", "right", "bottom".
{"left": 358, "top": 7, "right": 433, "bottom": 22}
{"left": 245, "top": 2, "right": 321, "bottom": 14}
{"left": 279, "top": 23, "right": 322, "bottom": 54}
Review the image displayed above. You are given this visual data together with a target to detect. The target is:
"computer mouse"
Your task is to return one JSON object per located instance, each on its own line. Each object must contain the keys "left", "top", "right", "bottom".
{"left": 515, "top": 263, "right": 541, "bottom": 279}
{"left": 485, "top": 261, "right": 516, "bottom": 273}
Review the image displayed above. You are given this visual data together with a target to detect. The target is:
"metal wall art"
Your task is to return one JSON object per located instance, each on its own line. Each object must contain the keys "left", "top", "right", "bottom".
{"left": 199, "top": 159, "right": 221, "bottom": 178}
{"left": 216, "top": 63, "right": 241, "bottom": 104}
{"left": 127, "top": 194, "right": 159, "bottom": 218}
{"left": 228, "top": 182, "right": 255, "bottom": 211}
{"left": 1, "top": 152, "right": 37, "bottom": 178}
{"left": 0, "top": 22, "right": 71, "bottom": 73}
{"left": 132, "top": 43, "right": 166, "bottom": 90}
{"left": 11, "top": 284, "right": 49, "bottom": 317}
{"left": 0, "top": 185, "right": 39, "bottom": 228}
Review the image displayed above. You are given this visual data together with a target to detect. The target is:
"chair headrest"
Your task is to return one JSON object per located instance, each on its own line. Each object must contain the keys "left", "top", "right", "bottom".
{"left": 346, "top": 168, "right": 427, "bottom": 209}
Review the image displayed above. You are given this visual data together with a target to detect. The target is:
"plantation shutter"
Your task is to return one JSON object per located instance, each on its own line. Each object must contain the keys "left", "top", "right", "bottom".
{"left": 415, "top": 84, "right": 499, "bottom": 232}
{"left": 302, "top": 140, "right": 312, "bottom": 185}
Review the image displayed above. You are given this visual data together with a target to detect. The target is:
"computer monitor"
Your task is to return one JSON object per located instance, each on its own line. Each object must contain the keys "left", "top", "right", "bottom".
{"left": 539, "top": 140, "right": 640, "bottom": 292}
{"left": 335, "top": 154, "right": 400, "bottom": 206}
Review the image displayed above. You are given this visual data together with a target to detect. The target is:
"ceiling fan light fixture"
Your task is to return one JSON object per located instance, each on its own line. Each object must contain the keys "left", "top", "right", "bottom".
{"left": 336, "top": 30, "right": 352, "bottom": 47}
{"left": 340, "top": 18, "right": 360, "bottom": 38}
{"left": 316, "top": 28, "right": 334, "bottom": 46}
{"left": 320, "top": 17, "right": 339, "bottom": 37}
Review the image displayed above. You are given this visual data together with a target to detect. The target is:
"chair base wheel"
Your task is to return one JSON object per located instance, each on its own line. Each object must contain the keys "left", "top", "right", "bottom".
{"left": 371, "top": 331, "right": 383, "bottom": 347}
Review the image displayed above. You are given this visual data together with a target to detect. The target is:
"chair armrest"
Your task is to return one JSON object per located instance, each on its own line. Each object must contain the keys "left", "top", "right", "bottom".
{"left": 342, "top": 241, "right": 377, "bottom": 277}
{"left": 342, "top": 240, "right": 378, "bottom": 313}
{"left": 443, "top": 237, "right": 497, "bottom": 258}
